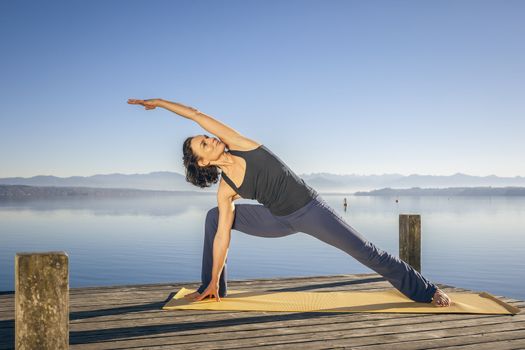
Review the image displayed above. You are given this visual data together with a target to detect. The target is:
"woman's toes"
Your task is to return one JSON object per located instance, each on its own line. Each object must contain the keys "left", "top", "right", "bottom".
{"left": 183, "top": 291, "right": 200, "bottom": 299}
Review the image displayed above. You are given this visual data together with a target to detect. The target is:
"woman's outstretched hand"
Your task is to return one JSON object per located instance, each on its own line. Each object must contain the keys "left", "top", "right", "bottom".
{"left": 192, "top": 280, "right": 221, "bottom": 302}
{"left": 127, "top": 98, "right": 162, "bottom": 110}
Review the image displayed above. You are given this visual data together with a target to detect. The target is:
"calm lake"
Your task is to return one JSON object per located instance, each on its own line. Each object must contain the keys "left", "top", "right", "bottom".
{"left": 1, "top": 194, "right": 524, "bottom": 301}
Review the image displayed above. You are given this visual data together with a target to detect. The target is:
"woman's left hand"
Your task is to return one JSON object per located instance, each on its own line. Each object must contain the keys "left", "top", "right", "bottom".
{"left": 193, "top": 280, "right": 221, "bottom": 302}
{"left": 127, "top": 98, "right": 162, "bottom": 110}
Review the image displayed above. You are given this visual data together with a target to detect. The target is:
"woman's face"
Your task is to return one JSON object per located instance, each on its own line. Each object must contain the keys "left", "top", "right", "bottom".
{"left": 191, "top": 134, "right": 225, "bottom": 167}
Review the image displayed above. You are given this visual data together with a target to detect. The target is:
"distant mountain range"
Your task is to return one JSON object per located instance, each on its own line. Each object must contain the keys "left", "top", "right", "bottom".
{"left": 301, "top": 172, "right": 525, "bottom": 193}
{"left": 1, "top": 171, "right": 525, "bottom": 193}
{"left": 0, "top": 171, "right": 203, "bottom": 192}
{"left": 355, "top": 187, "right": 525, "bottom": 196}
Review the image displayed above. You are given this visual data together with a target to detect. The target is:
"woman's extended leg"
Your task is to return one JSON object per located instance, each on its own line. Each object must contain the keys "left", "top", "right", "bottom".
{"left": 197, "top": 204, "right": 297, "bottom": 297}
{"left": 288, "top": 197, "right": 439, "bottom": 303}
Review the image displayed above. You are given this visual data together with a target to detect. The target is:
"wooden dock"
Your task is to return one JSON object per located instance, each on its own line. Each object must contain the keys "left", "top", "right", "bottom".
{"left": 1, "top": 273, "right": 524, "bottom": 349}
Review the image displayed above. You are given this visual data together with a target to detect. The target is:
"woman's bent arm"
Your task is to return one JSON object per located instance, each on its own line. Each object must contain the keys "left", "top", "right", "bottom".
{"left": 210, "top": 194, "right": 236, "bottom": 284}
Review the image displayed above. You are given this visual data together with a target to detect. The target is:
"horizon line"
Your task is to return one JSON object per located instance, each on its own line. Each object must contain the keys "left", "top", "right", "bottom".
{"left": 1, "top": 171, "right": 524, "bottom": 179}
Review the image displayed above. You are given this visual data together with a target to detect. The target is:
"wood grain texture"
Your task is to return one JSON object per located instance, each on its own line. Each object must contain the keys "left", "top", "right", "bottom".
{"left": 0, "top": 273, "right": 523, "bottom": 350}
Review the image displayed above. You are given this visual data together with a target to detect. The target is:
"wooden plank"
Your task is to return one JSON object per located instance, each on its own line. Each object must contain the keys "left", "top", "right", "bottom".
{"left": 348, "top": 329, "right": 525, "bottom": 350}
{"left": 67, "top": 314, "right": 522, "bottom": 344}
{"left": 66, "top": 316, "right": 525, "bottom": 350}
{"left": 431, "top": 337, "right": 525, "bottom": 350}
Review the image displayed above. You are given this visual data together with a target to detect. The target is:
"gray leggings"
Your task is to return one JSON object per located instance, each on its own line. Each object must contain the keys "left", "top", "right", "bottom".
{"left": 197, "top": 194, "right": 438, "bottom": 303}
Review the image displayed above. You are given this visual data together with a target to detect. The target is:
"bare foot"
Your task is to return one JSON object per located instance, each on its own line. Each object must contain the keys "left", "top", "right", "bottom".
{"left": 183, "top": 291, "right": 201, "bottom": 300}
{"left": 431, "top": 288, "right": 452, "bottom": 307}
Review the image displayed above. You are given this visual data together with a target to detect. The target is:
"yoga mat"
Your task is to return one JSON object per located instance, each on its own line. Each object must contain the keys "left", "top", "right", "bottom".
{"left": 163, "top": 287, "right": 521, "bottom": 315}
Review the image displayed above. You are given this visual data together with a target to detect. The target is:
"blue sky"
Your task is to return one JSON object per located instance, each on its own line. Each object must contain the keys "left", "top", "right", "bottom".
{"left": 1, "top": 0, "right": 523, "bottom": 178}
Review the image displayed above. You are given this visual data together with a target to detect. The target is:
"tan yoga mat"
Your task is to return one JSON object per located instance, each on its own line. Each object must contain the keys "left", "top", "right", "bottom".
{"left": 163, "top": 287, "right": 521, "bottom": 315}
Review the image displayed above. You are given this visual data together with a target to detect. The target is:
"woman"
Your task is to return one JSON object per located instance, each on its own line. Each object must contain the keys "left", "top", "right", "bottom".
{"left": 128, "top": 98, "right": 452, "bottom": 307}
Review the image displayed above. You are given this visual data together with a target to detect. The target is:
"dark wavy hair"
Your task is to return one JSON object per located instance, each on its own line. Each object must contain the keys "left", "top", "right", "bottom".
{"left": 182, "top": 135, "right": 220, "bottom": 188}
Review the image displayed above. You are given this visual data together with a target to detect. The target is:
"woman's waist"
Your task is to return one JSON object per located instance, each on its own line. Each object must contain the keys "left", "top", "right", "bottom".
{"left": 270, "top": 191, "right": 320, "bottom": 219}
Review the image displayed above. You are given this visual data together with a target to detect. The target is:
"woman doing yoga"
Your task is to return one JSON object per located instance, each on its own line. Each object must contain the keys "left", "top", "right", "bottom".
{"left": 127, "top": 98, "right": 451, "bottom": 307}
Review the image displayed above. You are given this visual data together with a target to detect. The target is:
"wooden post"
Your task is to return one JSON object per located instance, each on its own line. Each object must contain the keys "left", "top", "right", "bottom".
{"left": 399, "top": 214, "right": 421, "bottom": 273}
{"left": 15, "top": 252, "right": 69, "bottom": 350}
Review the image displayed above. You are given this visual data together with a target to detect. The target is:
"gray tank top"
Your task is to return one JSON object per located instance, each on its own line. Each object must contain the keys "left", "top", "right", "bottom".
{"left": 221, "top": 144, "right": 319, "bottom": 216}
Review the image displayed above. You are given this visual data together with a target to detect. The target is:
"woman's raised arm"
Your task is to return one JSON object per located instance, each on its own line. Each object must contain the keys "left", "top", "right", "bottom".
{"left": 128, "top": 98, "right": 245, "bottom": 145}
